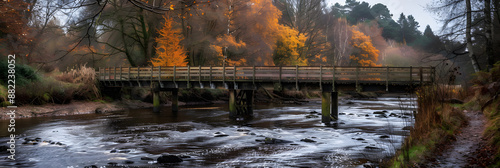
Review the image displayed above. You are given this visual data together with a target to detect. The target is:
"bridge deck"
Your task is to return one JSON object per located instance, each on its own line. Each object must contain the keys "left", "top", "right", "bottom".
{"left": 97, "top": 66, "right": 435, "bottom": 89}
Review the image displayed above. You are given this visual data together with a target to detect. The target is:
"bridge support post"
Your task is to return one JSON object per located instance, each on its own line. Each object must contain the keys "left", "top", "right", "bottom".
{"left": 245, "top": 90, "right": 254, "bottom": 115}
{"left": 331, "top": 92, "right": 338, "bottom": 121}
{"left": 321, "top": 91, "right": 331, "bottom": 123}
{"left": 229, "top": 89, "right": 236, "bottom": 117}
{"left": 171, "top": 89, "right": 178, "bottom": 112}
{"left": 152, "top": 83, "right": 161, "bottom": 113}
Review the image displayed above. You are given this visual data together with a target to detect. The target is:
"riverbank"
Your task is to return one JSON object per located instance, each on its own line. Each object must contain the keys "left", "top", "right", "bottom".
{"left": 0, "top": 100, "right": 149, "bottom": 119}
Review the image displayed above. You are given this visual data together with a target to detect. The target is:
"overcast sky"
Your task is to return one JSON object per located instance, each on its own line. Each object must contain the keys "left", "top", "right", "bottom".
{"left": 328, "top": 0, "right": 442, "bottom": 34}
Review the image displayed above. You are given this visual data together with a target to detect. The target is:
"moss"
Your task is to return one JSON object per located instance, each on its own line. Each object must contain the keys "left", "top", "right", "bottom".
{"left": 0, "top": 101, "right": 11, "bottom": 107}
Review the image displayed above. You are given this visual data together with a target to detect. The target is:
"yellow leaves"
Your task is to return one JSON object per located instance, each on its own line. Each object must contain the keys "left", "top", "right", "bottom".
{"left": 349, "top": 26, "right": 381, "bottom": 67}
{"left": 151, "top": 16, "right": 187, "bottom": 67}
{"left": 170, "top": 5, "right": 174, "bottom": 10}
{"left": 273, "top": 25, "right": 307, "bottom": 66}
{"left": 215, "top": 34, "right": 246, "bottom": 49}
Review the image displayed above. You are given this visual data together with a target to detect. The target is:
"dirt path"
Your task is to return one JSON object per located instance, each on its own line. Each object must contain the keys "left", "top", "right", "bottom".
{"left": 432, "top": 110, "right": 486, "bottom": 167}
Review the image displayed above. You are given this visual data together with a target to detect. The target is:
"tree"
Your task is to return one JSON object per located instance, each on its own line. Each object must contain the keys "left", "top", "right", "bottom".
{"left": 371, "top": 3, "right": 391, "bottom": 19}
{"left": 348, "top": 2, "right": 374, "bottom": 24}
{"left": 150, "top": 16, "right": 188, "bottom": 66}
{"left": 273, "top": 0, "right": 329, "bottom": 63}
{"left": 349, "top": 28, "right": 380, "bottom": 67}
{"left": 330, "top": 17, "right": 352, "bottom": 66}
{"left": 466, "top": 0, "right": 481, "bottom": 72}
{"left": 0, "top": 0, "right": 31, "bottom": 61}
{"left": 273, "top": 25, "right": 307, "bottom": 66}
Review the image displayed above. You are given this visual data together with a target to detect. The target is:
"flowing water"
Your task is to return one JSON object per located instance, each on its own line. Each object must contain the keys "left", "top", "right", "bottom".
{"left": 1, "top": 96, "right": 416, "bottom": 168}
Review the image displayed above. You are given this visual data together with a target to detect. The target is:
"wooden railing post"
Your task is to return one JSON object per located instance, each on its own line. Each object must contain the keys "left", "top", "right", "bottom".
{"left": 198, "top": 65, "right": 202, "bottom": 88}
{"left": 151, "top": 66, "right": 153, "bottom": 83}
{"left": 128, "top": 67, "right": 131, "bottom": 86}
{"left": 114, "top": 67, "right": 117, "bottom": 86}
{"left": 320, "top": 65, "right": 323, "bottom": 91}
{"left": 356, "top": 66, "right": 359, "bottom": 92}
{"left": 119, "top": 66, "right": 123, "bottom": 86}
{"left": 296, "top": 65, "right": 299, "bottom": 91}
{"left": 431, "top": 66, "right": 435, "bottom": 83}
{"left": 187, "top": 65, "right": 190, "bottom": 88}
{"left": 173, "top": 66, "right": 177, "bottom": 88}
{"left": 253, "top": 65, "right": 256, "bottom": 87}
{"left": 409, "top": 66, "right": 413, "bottom": 86}
{"left": 137, "top": 67, "right": 140, "bottom": 87}
{"left": 279, "top": 66, "right": 282, "bottom": 84}
{"left": 386, "top": 66, "right": 389, "bottom": 92}
{"left": 419, "top": 67, "right": 423, "bottom": 86}
{"left": 332, "top": 65, "right": 335, "bottom": 91}
{"left": 158, "top": 66, "right": 162, "bottom": 81}
{"left": 209, "top": 65, "right": 212, "bottom": 85}
{"left": 223, "top": 64, "right": 226, "bottom": 85}
{"left": 233, "top": 65, "right": 236, "bottom": 89}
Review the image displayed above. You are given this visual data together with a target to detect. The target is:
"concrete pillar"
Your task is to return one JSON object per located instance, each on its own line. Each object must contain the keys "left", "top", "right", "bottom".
{"left": 321, "top": 91, "right": 331, "bottom": 123}
{"left": 171, "top": 89, "right": 178, "bottom": 112}
{"left": 246, "top": 90, "right": 254, "bottom": 115}
{"left": 153, "top": 90, "right": 160, "bottom": 112}
{"left": 331, "top": 92, "right": 338, "bottom": 121}
{"left": 229, "top": 89, "right": 236, "bottom": 116}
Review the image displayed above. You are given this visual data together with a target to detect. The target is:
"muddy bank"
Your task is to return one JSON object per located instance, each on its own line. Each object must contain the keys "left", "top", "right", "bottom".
{"left": 0, "top": 100, "right": 151, "bottom": 120}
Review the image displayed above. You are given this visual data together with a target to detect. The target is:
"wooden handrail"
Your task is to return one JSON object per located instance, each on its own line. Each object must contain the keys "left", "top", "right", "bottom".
{"left": 97, "top": 66, "right": 435, "bottom": 84}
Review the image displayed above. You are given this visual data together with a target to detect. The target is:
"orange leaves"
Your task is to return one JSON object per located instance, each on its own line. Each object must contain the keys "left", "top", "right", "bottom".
{"left": 150, "top": 16, "right": 188, "bottom": 67}
{"left": 349, "top": 27, "right": 380, "bottom": 67}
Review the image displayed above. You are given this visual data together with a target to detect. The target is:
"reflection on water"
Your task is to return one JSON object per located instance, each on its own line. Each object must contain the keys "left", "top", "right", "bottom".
{"left": 0, "top": 96, "right": 416, "bottom": 168}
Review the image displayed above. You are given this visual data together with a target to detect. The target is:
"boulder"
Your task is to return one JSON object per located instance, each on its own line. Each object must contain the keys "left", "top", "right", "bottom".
{"left": 157, "top": 155, "right": 183, "bottom": 163}
{"left": 300, "top": 138, "right": 316, "bottom": 143}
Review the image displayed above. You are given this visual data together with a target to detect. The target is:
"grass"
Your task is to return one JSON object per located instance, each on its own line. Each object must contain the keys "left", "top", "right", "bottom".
{"left": 387, "top": 84, "right": 467, "bottom": 167}
{"left": 390, "top": 61, "right": 500, "bottom": 167}
{"left": 0, "top": 63, "right": 101, "bottom": 106}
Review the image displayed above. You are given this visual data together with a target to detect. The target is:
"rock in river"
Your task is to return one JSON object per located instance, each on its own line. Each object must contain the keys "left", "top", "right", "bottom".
{"left": 141, "top": 157, "right": 154, "bottom": 161}
{"left": 157, "top": 155, "right": 183, "bottom": 163}
{"left": 300, "top": 138, "right": 316, "bottom": 143}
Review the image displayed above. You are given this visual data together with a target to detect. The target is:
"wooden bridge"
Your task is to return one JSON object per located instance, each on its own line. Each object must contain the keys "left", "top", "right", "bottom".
{"left": 97, "top": 66, "right": 435, "bottom": 123}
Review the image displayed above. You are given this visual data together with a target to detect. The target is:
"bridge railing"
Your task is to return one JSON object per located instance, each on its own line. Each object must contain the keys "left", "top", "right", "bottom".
{"left": 97, "top": 66, "right": 435, "bottom": 84}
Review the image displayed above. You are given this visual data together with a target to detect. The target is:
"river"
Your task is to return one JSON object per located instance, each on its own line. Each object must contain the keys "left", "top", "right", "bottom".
{"left": 1, "top": 96, "right": 416, "bottom": 168}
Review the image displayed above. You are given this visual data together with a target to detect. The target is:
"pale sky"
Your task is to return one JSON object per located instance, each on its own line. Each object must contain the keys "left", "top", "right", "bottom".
{"left": 328, "top": 0, "right": 442, "bottom": 34}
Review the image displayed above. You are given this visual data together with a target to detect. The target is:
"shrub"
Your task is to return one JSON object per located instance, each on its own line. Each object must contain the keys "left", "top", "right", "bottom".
{"left": 0, "top": 60, "right": 39, "bottom": 86}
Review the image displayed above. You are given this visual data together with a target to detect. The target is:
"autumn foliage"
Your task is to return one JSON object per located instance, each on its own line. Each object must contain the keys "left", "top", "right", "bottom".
{"left": 273, "top": 25, "right": 307, "bottom": 66}
{"left": 349, "top": 27, "right": 380, "bottom": 67}
{"left": 150, "top": 16, "right": 188, "bottom": 67}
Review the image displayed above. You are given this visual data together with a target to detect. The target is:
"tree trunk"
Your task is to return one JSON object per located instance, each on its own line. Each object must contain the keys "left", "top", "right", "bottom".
{"left": 466, "top": 0, "right": 481, "bottom": 72}
{"left": 485, "top": 0, "right": 494, "bottom": 70}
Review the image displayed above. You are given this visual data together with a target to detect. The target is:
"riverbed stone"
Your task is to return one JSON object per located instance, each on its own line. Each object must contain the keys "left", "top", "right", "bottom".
{"left": 402, "top": 126, "right": 412, "bottom": 130}
{"left": 95, "top": 108, "right": 107, "bottom": 114}
{"left": 379, "top": 135, "right": 390, "bottom": 139}
{"left": 373, "top": 111, "right": 386, "bottom": 114}
{"left": 214, "top": 134, "right": 229, "bottom": 137}
{"left": 157, "top": 155, "right": 183, "bottom": 163}
{"left": 300, "top": 138, "right": 316, "bottom": 143}
{"left": 124, "top": 160, "right": 134, "bottom": 164}
{"left": 236, "top": 129, "right": 250, "bottom": 132}
{"left": 389, "top": 113, "right": 398, "bottom": 117}
{"left": 305, "top": 114, "right": 319, "bottom": 118}
{"left": 118, "top": 149, "right": 131, "bottom": 153}
{"left": 84, "top": 165, "right": 98, "bottom": 168}
{"left": 141, "top": 157, "right": 154, "bottom": 161}
{"left": 107, "top": 162, "right": 118, "bottom": 166}
{"left": 110, "top": 149, "right": 117, "bottom": 153}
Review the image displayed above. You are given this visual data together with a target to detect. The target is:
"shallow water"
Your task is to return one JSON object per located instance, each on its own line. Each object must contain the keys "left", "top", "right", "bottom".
{"left": 0, "top": 96, "right": 416, "bottom": 168}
